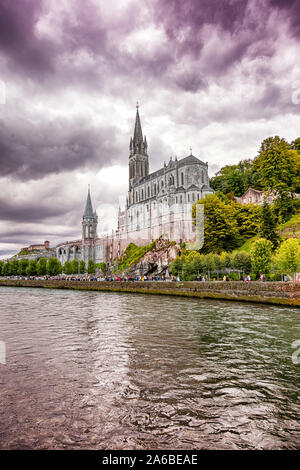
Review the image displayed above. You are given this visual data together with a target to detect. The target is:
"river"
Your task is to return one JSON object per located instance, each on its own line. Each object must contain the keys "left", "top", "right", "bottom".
{"left": 0, "top": 286, "right": 299, "bottom": 449}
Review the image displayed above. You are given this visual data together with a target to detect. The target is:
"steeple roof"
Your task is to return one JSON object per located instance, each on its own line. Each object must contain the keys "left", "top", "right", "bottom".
{"left": 83, "top": 186, "right": 94, "bottom": 217}
{"left": 133, "top": 103, "right": 143, "bottom": 148}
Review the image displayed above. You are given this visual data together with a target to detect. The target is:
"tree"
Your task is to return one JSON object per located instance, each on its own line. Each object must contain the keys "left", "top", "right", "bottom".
{"left": 210, "top": 159, "right": 259, "bottom": 196}
{"left": 0, "top": 260, "right": 4, "bottom": 275}
{"left": 290, "top": 137, "right": 300, "bottom": 152}
{"left": 220, "top": 251, "right": 232, "bottom": 270}
{"left": 71, "top": 259, "right": 79, "bottom": 274}
{"left": 10, "top": 259, "right": 19, "bottom": 275}
{"left": 253, "top": 136, "right": 298, "bottom": 221}
{"left": 203, "top": 253, "right": 215, "bottom": 279}
{"left": 26, "top": 259, "right": 38, "bottom": 277}
{"left": 80, "top": 260, "right": 85, "bottom": 274}
{"left": 37, "top": 257, "right": 47, "bottom": 276}
{"left": 170, "top": 257, "right": 183, "bottom": 276}
{"left": 47, "top": 258, "right": 62, "bottom": 276}
{"left": 260, "top": 201, "right": 280, "bottom": 248}
{"left": 235, "top": 203, "right": 261, "bottom": 240}
{"left": 18, "top": 259, "right": 29, "bottom": 276}
{"left": 212, "top": 254, "right": 223, "bottom": 279}
{"left": 192, "top": 194, "right": 241, "bottom": 253}
{"left": 96, "top": 262, "right": 107, "bottom": 275}
{"left": 250, "top": 238, "right": 273, "bottom": 274}
{"left": 88, "top": 259, "right": 96, "bottom": 274}
{"left": 2, "top": 262, "right": 11, "bottom": 276}
{"left": 232, "top": 252, "right": 252, "bottom": 278}
{"left": 64, "top": 260, "right": 72, "bottom": 274}
{"left": 273, "top": 239, "right": 300, "bottom": 280}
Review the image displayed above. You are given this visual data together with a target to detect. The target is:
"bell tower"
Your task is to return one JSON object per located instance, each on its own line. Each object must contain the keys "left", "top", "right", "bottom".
{"left": 82, "top": 186, "right": 98, "bottom": 240}
{"left": 128, "top": 103, "right": 149, "bottom": 205}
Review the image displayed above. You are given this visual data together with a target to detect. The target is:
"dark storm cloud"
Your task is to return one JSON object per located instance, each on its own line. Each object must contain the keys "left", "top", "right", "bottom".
{"left": 0, "top": 0, "right": 293, "bottom": 95}
{"left": 0, "top": 196, "right": 67, "bottom": 223}
{"left": 0, "top": 0, "right": 299, "bottom": 258}
{"left": 0, "top": 116, "right": 121, "bottom": 180}
{"left": 270, "top": 0, "right": 300, "bottom": 37}
{"left": 152, "top": 0, "right": 262, "bottom": 68}
{"left": 0, "top": 0, "right": 56, "bottom": 78}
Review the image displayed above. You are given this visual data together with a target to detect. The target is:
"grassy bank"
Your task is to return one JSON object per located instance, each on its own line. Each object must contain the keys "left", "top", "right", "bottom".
{"left": 0, "top": 279, "right": 299, "bottom": 307}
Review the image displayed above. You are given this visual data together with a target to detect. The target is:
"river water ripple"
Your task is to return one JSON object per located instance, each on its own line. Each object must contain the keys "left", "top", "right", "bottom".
{"left": 0, "top": 287, "right": 299, "bottom": 449}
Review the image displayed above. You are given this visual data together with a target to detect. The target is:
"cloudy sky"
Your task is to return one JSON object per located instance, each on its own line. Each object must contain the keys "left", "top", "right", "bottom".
{"left": 0, "top": 0, "right": 299, "bottom": 258}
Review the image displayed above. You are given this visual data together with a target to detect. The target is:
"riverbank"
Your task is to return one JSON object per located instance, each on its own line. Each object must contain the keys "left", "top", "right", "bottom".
{"left": 0, "top": 279, "right": 299, "bottom": 307}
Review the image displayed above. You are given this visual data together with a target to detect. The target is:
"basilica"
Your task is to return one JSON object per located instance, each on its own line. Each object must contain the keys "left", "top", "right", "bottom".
{"left": 56, "top": 106, "right": 214, "bottom": 267}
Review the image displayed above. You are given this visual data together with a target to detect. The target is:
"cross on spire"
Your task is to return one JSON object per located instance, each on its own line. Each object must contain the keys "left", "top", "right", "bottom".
{"left": 190, "top": 147, "right": 192, "bottom": 155}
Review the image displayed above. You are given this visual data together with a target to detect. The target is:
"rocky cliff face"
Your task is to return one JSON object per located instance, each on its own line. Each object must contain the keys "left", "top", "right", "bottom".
{"left": 123, "top": 238, "right": 180, "bottom": 277}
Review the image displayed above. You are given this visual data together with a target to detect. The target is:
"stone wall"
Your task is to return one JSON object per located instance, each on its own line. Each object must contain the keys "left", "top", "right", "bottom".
{"left": 0, "top": 280, "right": 299, "bottom": 307}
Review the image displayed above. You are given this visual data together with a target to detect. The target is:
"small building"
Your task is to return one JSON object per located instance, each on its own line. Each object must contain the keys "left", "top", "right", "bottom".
{"left": 238, "top": 188, "right": 276, "bottom": 205}
{"left": 24, "top": 241, "right": 51, "bottom": 252}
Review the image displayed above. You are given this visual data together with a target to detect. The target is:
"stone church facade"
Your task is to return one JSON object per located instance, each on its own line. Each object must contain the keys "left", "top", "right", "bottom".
{"left": 56, "top": 106, "right": 214, "bottom": 267}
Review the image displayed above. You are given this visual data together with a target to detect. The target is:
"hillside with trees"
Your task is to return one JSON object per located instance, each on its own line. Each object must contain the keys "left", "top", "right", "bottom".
{"left": 172, "top": 135, "right": 300, "bottom": 280}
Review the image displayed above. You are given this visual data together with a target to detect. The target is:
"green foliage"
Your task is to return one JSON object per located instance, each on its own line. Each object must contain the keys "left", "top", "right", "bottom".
{"left": 117, "top": 240, "right": 156, "bottom": 272}
{"left": 273, "top": 238, "right": 300, "bottom": 279}
{"left": 47, "top": 258, "right": 62, "bottom": 276}
{"left": 210, "top": 159, "right": 260, "bottom": 196}
{"left": 0, "top": 260, "right": 4, "bottom": 276}
{"left": 253, "top": 136, "right": 296, "bottom": 192}
{"left": 18, "top": 259, "right": 29, "bottom": 276}
{"left": 64, "top": 260, "right": 72, "bottom": 274}
{"left": 170, "top": 250, "right": 252, "bottom": 280}
{"left": 250, "top": 238, "right": 273, "bottom": 274}
{"left": 253, "top": 136, "right": 299, "bottom": 222}
{"left": 17, "top": 249, "right": 29, "bottom": 256}
{"left": 291, "top": 137, "right": 300, "bottom": 151}
{"left": 192, "top": 194, "right": 241, "bottom": 253}
{"left": 88, "top": 259, "right": 96, "bottom": 274}
{"left": 235, "top": 203, "right": 262, "bottom": 239}
{"left": 80, "top": 260, "right": 85, "bottom": 274}
{"left": 220, "top": 251, "right": 231, "bottom": 268}
{"left": 96, "top": 262, "right": 107, "bottom": 275}
{"left": 260, "top": 201, "right": 280, "bottom": 248}
{"left": 210, "top": 137, "right": 300, "bottom": 216}
{"left": 26, "top": 259, "right": 38, "bottom": 276}
{"left": 2, "top": 262, "right": 12, "bottom": 276}
{"left": 71, "top": 259, "right": 79, "bottom": 274}
{"left": 232, "top": 251, "right": 252, "bottom": 275}
{"left": 10, "top": 259, "right": 19, "bottom": 276}
{"left": 37, "top": 257, "right": 47, "bottom": 276}
{"left": 170, "top": 257, "right": 183, "bottom": 276}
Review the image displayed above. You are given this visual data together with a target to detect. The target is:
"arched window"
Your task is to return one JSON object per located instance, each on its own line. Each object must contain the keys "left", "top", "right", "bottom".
{"left": 136, "top": 192, "right": 138, "bottom": 203}
{"left": 202, "top": 171, "right": 204, "bottom": 184}
{"left": 148, "top": 186, "right": 150, "bottom": 197}
{"left": 161, "top": 180, "right": 164, "bottom": 188}
{"left": 141, "top": 189, "right": 144, "bottom": 200}
{"left": 154, "top": 184, "right": 156, "bottom": 195}
{"left": 181, "top": 173, "right": 184, "bottom": 185}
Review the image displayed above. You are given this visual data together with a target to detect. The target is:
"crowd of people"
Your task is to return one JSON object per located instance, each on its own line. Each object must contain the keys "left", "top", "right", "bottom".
{"left": 1, "top": 273, "right": 295, "bottom": 282}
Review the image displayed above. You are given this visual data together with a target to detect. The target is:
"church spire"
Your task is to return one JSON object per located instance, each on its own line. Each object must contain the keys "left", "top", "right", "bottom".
{"left": 82, "top": 185, "right": 98, "bottom": 240}
{"left": 131, "top": 102, "right": 146, "bottom": 155}
{"left": 83, "top": 185, "right": 94, "bottom": 218}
